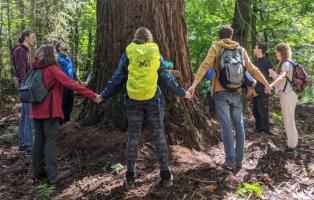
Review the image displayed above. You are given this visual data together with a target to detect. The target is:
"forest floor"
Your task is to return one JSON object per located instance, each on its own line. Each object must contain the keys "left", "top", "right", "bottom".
{"left": 0, "top": 95, "right": 313, "bottom": 200}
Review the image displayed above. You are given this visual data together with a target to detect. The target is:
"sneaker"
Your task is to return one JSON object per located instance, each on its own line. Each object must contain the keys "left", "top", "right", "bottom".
{"left": 285, "top": 147, "right": 299, "bottom": 153}
{"left": 124, "top": 172, "right": 135, "bottom": 189}
{"left": 18, "top": 145, "right": 26, "bottom": 152}
{"left": 160, "top": 173, "right": 174, "bottom": 188}
{"left": 34, "top": 170, "right": 47, "bottom": 180}
{"left": 160, "top": 170, "right": 174, "bottom": 188}
{"left": 236, "top": 162, "right": 242, "bottom": 170}
{"left": 223, "top": 162, "right": 236, "bottom": 171}
{"left": 25, "top": 149, "right": 32, "bottom": 156}
{"left": 48, "top": 170, "right": 72, "bottom": 184}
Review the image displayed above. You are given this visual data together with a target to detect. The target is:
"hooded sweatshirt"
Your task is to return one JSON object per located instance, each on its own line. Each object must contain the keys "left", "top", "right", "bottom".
{"left": 30, "top": 59, "right": 96, "bottom": 119}
{"left": 195, "top": 39, "right": 269, "bottom": 96}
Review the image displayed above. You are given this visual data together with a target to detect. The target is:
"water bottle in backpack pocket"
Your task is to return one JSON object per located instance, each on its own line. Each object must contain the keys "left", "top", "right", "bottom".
{"left": 218, "top": 47, "right": 245, "bottom": 91}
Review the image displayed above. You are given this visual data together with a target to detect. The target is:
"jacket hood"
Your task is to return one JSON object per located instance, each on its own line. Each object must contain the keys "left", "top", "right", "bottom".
{"left": 214, "top": 39, "right": 240, "bottom": 49}
{"left": 31, "top": 58, "right": 51, "bottom": 69}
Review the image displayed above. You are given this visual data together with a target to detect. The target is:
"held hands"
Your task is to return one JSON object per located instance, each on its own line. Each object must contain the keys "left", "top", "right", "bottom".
{"left": 264, "top": 84, "right": 272, "bottom": 94}
{"left": 187, "top": 85, "right": 196, "bottom": 98}
{"left": 185, "top": 91, "right": 192, "bottom": 100}
{"left": 93, "top": 94, "right": 104, "bottom": 104}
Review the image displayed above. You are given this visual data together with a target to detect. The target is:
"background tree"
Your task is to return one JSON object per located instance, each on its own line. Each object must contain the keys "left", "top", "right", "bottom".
{"left": 232, "top": 0, "right": 252, "bottom": 49}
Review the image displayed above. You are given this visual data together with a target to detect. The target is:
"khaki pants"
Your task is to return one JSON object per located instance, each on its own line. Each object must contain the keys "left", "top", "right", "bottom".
{"left": 279, "top": 91, "right": 298, "bottom": 148}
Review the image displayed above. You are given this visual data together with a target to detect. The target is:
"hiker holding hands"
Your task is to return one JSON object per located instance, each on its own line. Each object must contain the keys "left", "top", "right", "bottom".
{"left": 187, "top": 26, "right": 271, "bottom": 171}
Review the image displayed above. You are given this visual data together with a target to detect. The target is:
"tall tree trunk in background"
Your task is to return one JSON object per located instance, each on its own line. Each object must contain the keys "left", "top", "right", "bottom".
{"left": 85, "top": 25, "right": 93, "bottom": 71}
{"left": 30, "top": 0, "right": 36, "bottom": 31}
{"left": 73, "top": 17, "right": 80, "bottom": 71}
{"left": 259, "top": 11, "right": 268, "bottom": 45}
{"left": 232, "top": 0, "right": 252, "bottom": 49}
{"left": 6, "top": 0, "right": 13, "bottom": 51}
{"left": 69, "top": 12, "right": 81, "bottom": 71}
{"left": 251, "top": 0, "right": 257, "bottom": 52}
{"left": 17, "top": 0, "right": 26, "bottom": 30}
{"left": 80, "top": 0, "right": 215, "bottom": 148}
{"left": 0, "top": 6, "right": 4, "bottom": 79}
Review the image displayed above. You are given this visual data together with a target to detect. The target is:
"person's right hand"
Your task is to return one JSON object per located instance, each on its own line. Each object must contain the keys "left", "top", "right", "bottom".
{"left": 185, "top": 91, "right": 192, "bottom": 100}
{"left": 265, "top": 84, "right": 272, "bottom": 94}
{"left": 187, "top": 85, "right": 196, "bottom": 97}
{"left": 15, "top": 79, "right": 19, "bottom": 88}
{"left": 93, "top": 94, "right": 104, "bottom": 104}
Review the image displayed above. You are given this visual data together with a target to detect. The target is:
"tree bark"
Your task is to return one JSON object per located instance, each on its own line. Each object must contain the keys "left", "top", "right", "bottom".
{"left": 85, "top": 25, "right": 94, "bottom": 71}
{"left": 0, "top": 6, "right": 3, "bottom": 79}
{"left": 232, "top": 0, "right": 252, "bottom": 49}
{"left": 6, "top": 0, "right": 13, "bottom": 51}
{"left": 79, "top": 0, "right": 215, "bottom": 148}
{"left": 30, "top": 0, "right": 36, "bottom": 31}
{"left": 251, "top": 0, "right": 257, "bottom": 52}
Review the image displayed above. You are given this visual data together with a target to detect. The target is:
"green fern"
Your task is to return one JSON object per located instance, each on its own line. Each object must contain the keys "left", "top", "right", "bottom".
{"left": 235, "top": 182, "right": 264, "bottom": 198}
{"left": 36, "top": 183, "right": 56, "bottom": 198}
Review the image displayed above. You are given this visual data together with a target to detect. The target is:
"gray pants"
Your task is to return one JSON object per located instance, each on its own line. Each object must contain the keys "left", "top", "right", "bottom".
{"left": 126, "top": 105, "right": 169, "bottom": 172}
{"left": 32, "top": 118, "right": 60, "bottom": 180}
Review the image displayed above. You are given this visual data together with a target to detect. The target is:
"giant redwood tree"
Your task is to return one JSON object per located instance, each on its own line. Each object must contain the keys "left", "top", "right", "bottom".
{"left": 80, "top": 0, "right": 216, "bottom": 148}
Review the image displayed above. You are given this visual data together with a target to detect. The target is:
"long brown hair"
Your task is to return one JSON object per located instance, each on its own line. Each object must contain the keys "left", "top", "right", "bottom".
{"left": 276, "top": 43, "right": 292, "bottom": 72}
{"left": 35, "top": 44, "right": 57, "bottom": 66}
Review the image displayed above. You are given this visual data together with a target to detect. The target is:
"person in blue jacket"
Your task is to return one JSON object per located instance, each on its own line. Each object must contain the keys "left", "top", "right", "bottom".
{"left": 96, "top": 27, "right": 191, "bottom": 189}
{"left": 56, "top": 40, "right": 78, "bottom": 123}
{"left": 205, "top": 68, "right": 216, "bottom": 117}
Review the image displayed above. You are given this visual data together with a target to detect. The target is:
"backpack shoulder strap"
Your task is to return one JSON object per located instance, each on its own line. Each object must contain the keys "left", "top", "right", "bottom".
{"left": 282, "top": 60, "right": 294, "bottom": 92}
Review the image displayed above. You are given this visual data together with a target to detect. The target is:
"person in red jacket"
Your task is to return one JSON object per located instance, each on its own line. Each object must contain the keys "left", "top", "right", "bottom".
{"left": 30, "top": 44, "right": 99, "bottom": 184}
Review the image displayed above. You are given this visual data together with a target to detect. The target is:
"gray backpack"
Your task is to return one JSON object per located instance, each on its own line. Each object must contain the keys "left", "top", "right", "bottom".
{"left": 218, "top": 47, "right": 245, "bottom": 91}
{"left": 17, "top": 68, "right": 49, "bottom": 103}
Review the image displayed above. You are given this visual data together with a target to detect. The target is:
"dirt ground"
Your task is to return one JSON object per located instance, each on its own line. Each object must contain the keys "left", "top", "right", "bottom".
{"left": 0, "top": 95, "right": 313, "bottom": 200}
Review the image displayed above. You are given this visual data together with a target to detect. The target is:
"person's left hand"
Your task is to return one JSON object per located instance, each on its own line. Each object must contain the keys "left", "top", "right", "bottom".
{"left": 264, "top": 84, "right": 272, "bottom": 94}
{"left": 93, "top": 94, "right": 104, "bottom": 104}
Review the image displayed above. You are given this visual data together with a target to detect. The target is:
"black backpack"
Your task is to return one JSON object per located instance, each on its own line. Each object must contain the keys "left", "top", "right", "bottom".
{"left": 218, "top": 47, "right": 245, "bottom": 91}
{"left": 17, "top": 68, "right": 49, "bottom": 103}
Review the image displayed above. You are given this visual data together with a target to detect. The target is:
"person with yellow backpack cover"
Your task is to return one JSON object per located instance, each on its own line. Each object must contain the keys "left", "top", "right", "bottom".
{"left": 96, "top": 27, "right": 191, "bottom": 188}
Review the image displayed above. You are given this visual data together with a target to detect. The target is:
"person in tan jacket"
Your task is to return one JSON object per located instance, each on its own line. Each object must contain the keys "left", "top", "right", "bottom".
{"left": 188, "top": 26, "right": 272, "bottom": 171}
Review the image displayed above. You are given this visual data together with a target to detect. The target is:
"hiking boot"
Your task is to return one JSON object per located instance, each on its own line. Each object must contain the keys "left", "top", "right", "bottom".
{"left": 18, "top": 145, "right": 26, "bottom": 152}
{"left": 48, "top": 170, "right": 72, "bottom": 184}
{"left": 223, "top": 162, "right": 236, "bottom": 171}
{"left": 236, "top": 162, "right": 242, "bottom": 170}
{"left": 124, "top": 171, "right": 135, "bottom": 189}
{"left": 285, "top": 147, "right": 299, "bottom": 153}
{"left": 34, "top": 170, "right": 47, "bottom": 180}
{"left": 25, "top": 149, "right": 32, "bottom": 156}
{"left": 261, "top": 130, "right": 272, "bottom": 135}
{"left": 160, "top": 170, "right": 174, "bottom": 188}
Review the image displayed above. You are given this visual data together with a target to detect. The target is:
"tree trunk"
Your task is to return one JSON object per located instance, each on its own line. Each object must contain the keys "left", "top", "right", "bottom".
{"left": 30, "top": 0, "right": 36, "bottom": 31}
{"left": 85, "top": 25, "right": 94, "bottom": 71}
{"left": 80, "top": 0, "right": 215, "bottom": 149}
{"left": 17, "top": 0, "right": 26, "bottom": 30}
{"left": 251, "top": 0, "right": 257, "bottom": 51}
{"left": 232, "top": 0, "right": 252, "bottom": 49}
{"left": 0, "top": 6, "right": 3, "bottom": 79}
{"left": 6, "top": 0, "right": 13, "bottom": 51}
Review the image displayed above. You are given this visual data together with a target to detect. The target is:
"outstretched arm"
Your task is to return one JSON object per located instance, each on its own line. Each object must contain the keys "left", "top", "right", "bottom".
{"left": 49, "top": 66, "right": 97, "bottom": 101}
{"left": 158, "top": 57, "right": 190, "bottom": 98}
{"left": 99, "top": 53, "right": 128, "bottom": 101}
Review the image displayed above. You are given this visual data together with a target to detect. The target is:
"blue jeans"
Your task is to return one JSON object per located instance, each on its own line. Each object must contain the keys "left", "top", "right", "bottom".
{"left": 213, "top": 91, "right": 245, "bottom": 165}
{"left": 18, "top": 103, "right": 33, "bottom": 150}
